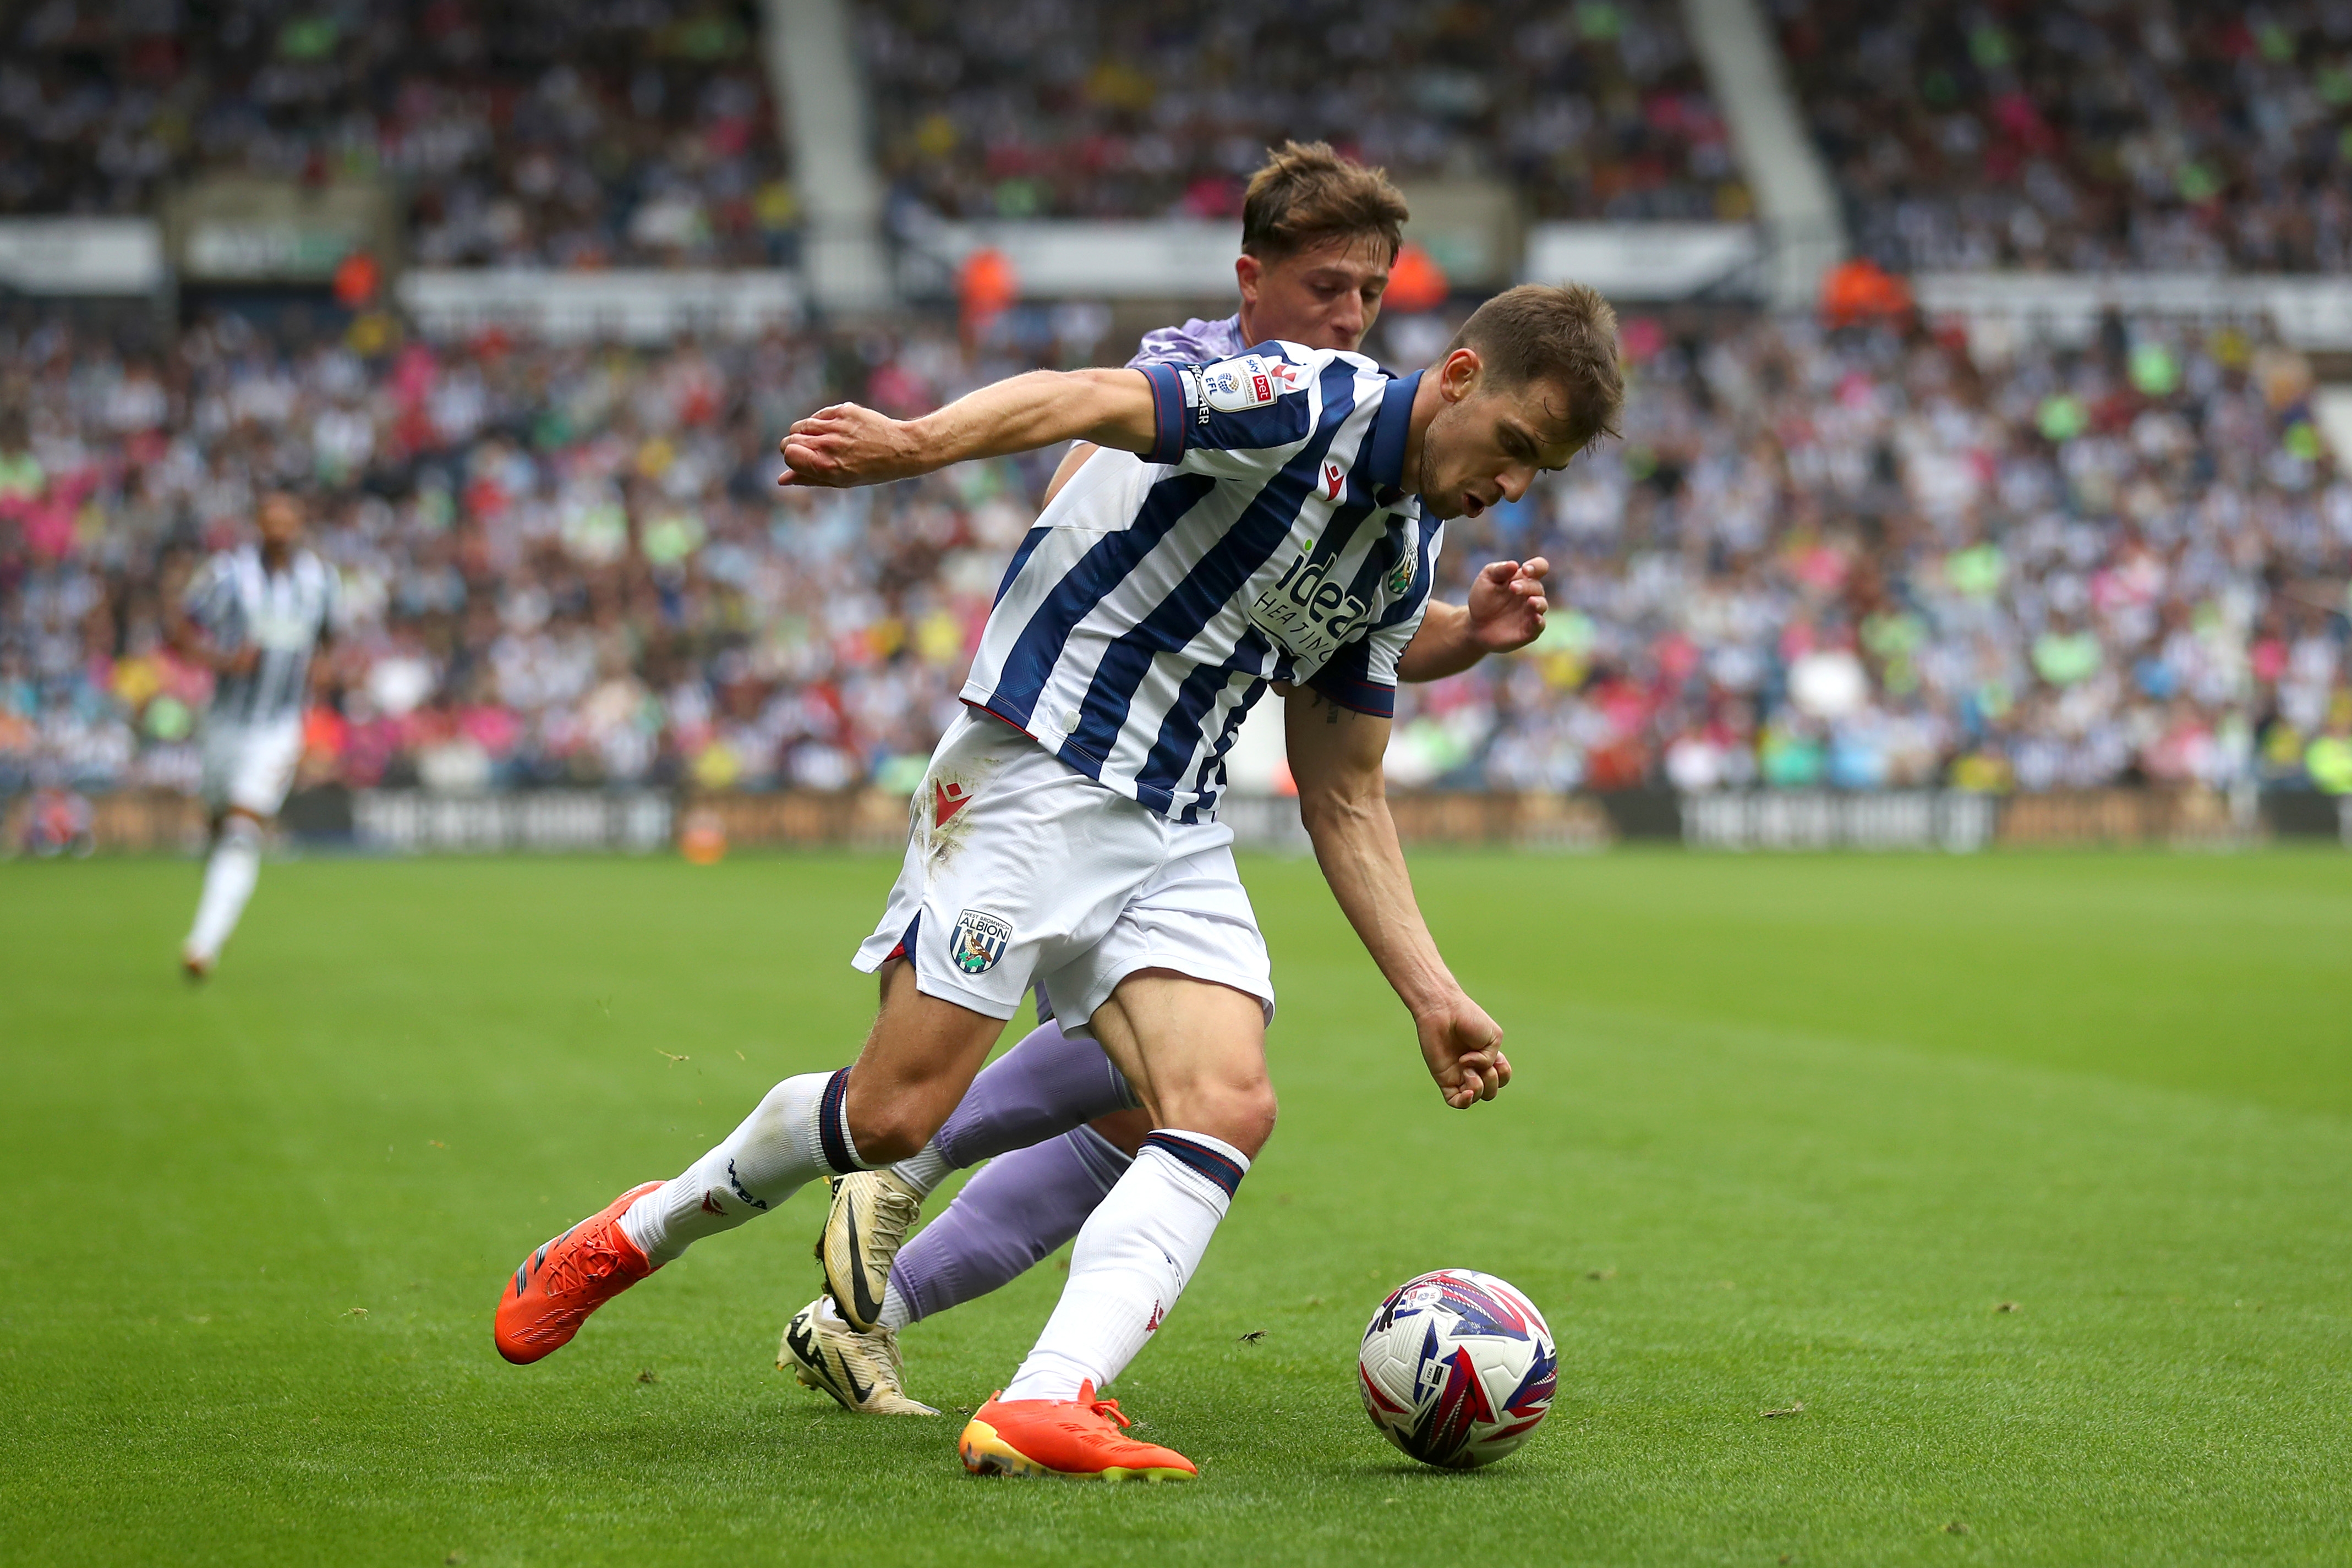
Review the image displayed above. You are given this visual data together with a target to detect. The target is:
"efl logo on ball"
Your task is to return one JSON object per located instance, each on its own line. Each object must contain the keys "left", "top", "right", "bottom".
{"left": 1356, "top": 1268, "right": 1556, "bottom": 1468}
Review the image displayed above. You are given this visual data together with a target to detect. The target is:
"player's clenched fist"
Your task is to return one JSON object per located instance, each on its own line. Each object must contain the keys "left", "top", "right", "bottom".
{"left": 1415, "top": 991, "right": 1512, "bottom": 1109}
{"left": 778, "top": 403, "right": 925, "bottom": 488}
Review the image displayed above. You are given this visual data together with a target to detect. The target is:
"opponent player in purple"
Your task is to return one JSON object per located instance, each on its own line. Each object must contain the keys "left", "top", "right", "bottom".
{"left": 779, "top": 146, "right": 1560, "bottom": 1415}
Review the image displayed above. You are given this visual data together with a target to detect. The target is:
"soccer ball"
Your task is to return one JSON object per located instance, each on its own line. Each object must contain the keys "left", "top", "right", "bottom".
{"left": 1356, "top": 1269, "right": 1557, "bottom": 1468}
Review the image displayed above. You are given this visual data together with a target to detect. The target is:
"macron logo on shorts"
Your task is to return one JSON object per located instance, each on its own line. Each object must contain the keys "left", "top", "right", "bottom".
{"left": 934, "top": 780, "right": 973, "bottom": 827}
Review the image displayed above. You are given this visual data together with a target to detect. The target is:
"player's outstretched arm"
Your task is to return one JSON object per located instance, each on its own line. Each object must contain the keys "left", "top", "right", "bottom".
{"left": 778, "top": 369, "right": 1161, "bottom": 489}
{"left": 1394, "top": 557, "right": 1552, "bottom": 682}
{"left": 1286, "top": 689, "right": 1511, "bottom": 1110}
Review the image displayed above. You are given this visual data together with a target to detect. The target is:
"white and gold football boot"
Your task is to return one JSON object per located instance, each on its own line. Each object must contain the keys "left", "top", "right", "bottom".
{"left": 779, "top": 1295, "right": 937, "bottom": 1416}
{"left": 817, "top": 1170, "right": 925, "bottom": 1332}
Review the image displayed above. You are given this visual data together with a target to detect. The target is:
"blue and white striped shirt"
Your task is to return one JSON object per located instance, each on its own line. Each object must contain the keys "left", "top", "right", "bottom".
{"left": 184, "top": 545, "right": 338, "bottom": 726}
{"left": 964, "top": 342, "right": 1440, "bottom": 822}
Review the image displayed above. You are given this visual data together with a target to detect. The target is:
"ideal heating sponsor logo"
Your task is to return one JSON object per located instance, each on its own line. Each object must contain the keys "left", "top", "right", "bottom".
{"left": 1249, "top": 546, "right": 1371, "bottom": 665}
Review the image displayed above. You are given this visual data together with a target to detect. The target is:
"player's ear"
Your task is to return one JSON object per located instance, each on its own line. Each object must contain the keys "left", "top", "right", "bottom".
{"left": 1235, "top": 252, "right": 1263, "bottom": 306}
{"left": 1438, "top": 346, "right": 1482, "bottom": 402}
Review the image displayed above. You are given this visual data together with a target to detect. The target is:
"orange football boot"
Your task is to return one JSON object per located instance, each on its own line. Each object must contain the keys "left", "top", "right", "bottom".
{"left": 494, "top": 1181, "right": 663, "bottom": 1364}
{"left": 959, "top": 1382, "right": 1197, "bottom": 1481}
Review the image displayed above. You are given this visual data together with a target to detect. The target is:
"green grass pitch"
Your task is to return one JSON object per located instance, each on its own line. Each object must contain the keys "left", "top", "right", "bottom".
{"left": 3, "top": 848, "right": 2349, "bottom": 1565}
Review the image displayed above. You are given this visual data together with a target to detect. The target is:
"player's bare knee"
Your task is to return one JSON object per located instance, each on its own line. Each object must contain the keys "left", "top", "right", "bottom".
{"left": 1163, "top": 1075, "right": 1276, "bottom": 1158}
{"left": 1233, "top": 1079, "right": 1278, "bottom": 1153}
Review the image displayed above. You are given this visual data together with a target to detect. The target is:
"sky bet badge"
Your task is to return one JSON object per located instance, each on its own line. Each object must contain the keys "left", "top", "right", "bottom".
{"left": 950, "top": 909, "right": 1013, "bottom": 974}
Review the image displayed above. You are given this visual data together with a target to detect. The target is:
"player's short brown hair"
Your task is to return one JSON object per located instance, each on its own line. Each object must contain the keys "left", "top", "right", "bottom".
{"left": 1447, "top": 282, "right": 1625, "bottom": 457}
{"left": 1240, "top": 141, "right": 1409, "bottom": 264}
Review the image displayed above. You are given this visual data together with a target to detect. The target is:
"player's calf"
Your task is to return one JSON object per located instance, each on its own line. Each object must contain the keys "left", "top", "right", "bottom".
{"left": 838, "top": 961, "right": 1005, "bottom": 1165}
{"left": 182, "top": 810, "right": 265, "bottom": 974}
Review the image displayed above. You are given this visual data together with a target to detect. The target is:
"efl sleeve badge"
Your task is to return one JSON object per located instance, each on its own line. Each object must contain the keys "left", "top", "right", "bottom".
{"left": 1199, "top": 354, "right": 1301, "bottom": 413}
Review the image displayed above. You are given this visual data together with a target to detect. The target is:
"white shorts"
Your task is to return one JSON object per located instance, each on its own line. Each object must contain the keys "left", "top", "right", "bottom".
{"left": 853, "top": 709, "right": 1273, "bottom": 1034}
{"left": 200, "top": 716, "right": 304, "bottom": 818}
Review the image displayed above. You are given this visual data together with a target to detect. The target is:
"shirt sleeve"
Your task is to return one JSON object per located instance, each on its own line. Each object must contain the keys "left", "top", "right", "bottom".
{"left": 1306, "top": 519, "right": 1443, "bottom": 719}
{"left": 180, "top": 556, "right": 234, "bottom": 635}
{"left": 1134, "top": 342, "right": 1333, "bottom": 469}
{"left": 1126, "top": 317, "right": 1234, "bottom": 369}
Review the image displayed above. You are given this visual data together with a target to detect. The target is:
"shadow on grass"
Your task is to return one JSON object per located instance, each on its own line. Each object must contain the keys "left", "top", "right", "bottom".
{"left": 1360, "top": 1461, "right": 1522, "bottom": 1482}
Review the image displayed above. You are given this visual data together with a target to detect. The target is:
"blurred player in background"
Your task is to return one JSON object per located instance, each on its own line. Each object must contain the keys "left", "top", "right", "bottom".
{"left": 169, "top": 491, "right": 337, "bottom": 980}
{"left": 779, "top": 144, "right": 1558, "bottom": 1415}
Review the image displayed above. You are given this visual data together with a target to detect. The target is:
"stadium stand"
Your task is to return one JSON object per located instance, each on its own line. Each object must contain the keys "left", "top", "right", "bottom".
{"left": 0, "top": 313, "right": 1057, "bottom": 799}
{"left": 3, "top": 0, "right": 2351, "bottom": 830}
{"left": 1777, "top": 0, "right": 2352, "bottom": 273}
{"left": 0, "top": 1, "right": 795, "bottom": 267}
{"left": 860, "top": 0, "right": 1750, "bottom": 223}
{"left": 1405, "top": 309, "right": 2350, "bottom": 796}
{"left": 2, "top": 307, "right": 2345, "bottom": 804}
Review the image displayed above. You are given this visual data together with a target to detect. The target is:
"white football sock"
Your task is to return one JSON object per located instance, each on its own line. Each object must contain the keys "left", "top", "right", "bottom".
{"left": 877, "top": 1276, "right": 912, "bottom": 1334}
{"left": 890, "top": 1142, "right": 952, "bottom": 1198}
{"left": 619, "top": 1069, "right": 854, "bottom": 1265}
{"left": 1000, "top": 1130, "right": 1248, "bottom": 1402}
{"left": 185, "top": 817, "right": 262, "bottom": 962}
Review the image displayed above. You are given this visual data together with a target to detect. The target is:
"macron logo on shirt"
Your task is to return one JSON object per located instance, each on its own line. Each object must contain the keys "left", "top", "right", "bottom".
{"left": 1322, "top": 460, "right": 1344, "bottom": 501}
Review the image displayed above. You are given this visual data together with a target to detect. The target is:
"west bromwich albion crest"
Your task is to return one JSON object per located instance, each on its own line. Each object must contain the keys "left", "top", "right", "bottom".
{"left": 950, "top": 909, "right": 1013, "bottom": 974}
{"left": 1387, "top": 550, "right": 1415, "bottom": 597}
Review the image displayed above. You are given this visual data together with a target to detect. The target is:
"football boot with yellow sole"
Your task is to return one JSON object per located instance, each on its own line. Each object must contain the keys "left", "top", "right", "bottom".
{"left": 959, "top": 1382, "right": 1196, "bottom": 1481}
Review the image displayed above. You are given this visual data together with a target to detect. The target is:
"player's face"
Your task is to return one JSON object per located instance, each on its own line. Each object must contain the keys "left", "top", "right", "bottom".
{"left": 1239, "top": 235, "right": 1390, "bottom": 353}
{"left": 257, "top": 494, "right": 305, "bottom": 547}
{"left": 1415, "top": 350, "right": 1579, "bottom": 523}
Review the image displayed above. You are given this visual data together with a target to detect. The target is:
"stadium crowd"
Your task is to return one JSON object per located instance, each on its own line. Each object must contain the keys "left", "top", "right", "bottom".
{"left": 863, "top": 0, "right": 1747, "bottom": 224}
{"left": 1403, "top": 308, "right": 2352, "bottom": 796}
{"left": 0, "top": 0, "right": 794, "bottom": 267}
{"left": 3, "top": 303, "right": 2349, "bottom": 805}
{"left": 1780, "top": 0, "right": 2352, "bottom": 273}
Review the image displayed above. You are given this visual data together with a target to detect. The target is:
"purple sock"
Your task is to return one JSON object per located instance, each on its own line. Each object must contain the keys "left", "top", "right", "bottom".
{"left": 932, "top": 1019, "right": 1139, "bottom": 1170}
{"left": 889, "top": 1126, "right": 1131, "bottom": 1325}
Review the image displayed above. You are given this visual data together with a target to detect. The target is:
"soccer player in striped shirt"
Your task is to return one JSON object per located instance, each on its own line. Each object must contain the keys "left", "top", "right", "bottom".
{"left": 169, "top": 490, "right": 338, "bottom": 979}
{"left": 495, "top": 282, "right": 1623, "bottom": 1480}
{"left": 783, "top": 145, "right": 1558, "bottom": 1416}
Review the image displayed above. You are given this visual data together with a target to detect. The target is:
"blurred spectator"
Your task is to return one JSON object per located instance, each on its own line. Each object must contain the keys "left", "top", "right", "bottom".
{"left": 863, "top": 0, "right": 1748, "bottom": 223}
{"left": 1398, "top": 304, "right": 2351, "bottom": 795}
{"left": 2, "top": 301, "right": 2348, "bottom": 803}
{"left": 0, "top": 304, "right": 1081, "bottom": 801}
{"left": 0, "top": 1, "right": 796, "bottom": 267}
{"left": 1777, "top": 0, "right": 2352, "bottom": 272}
